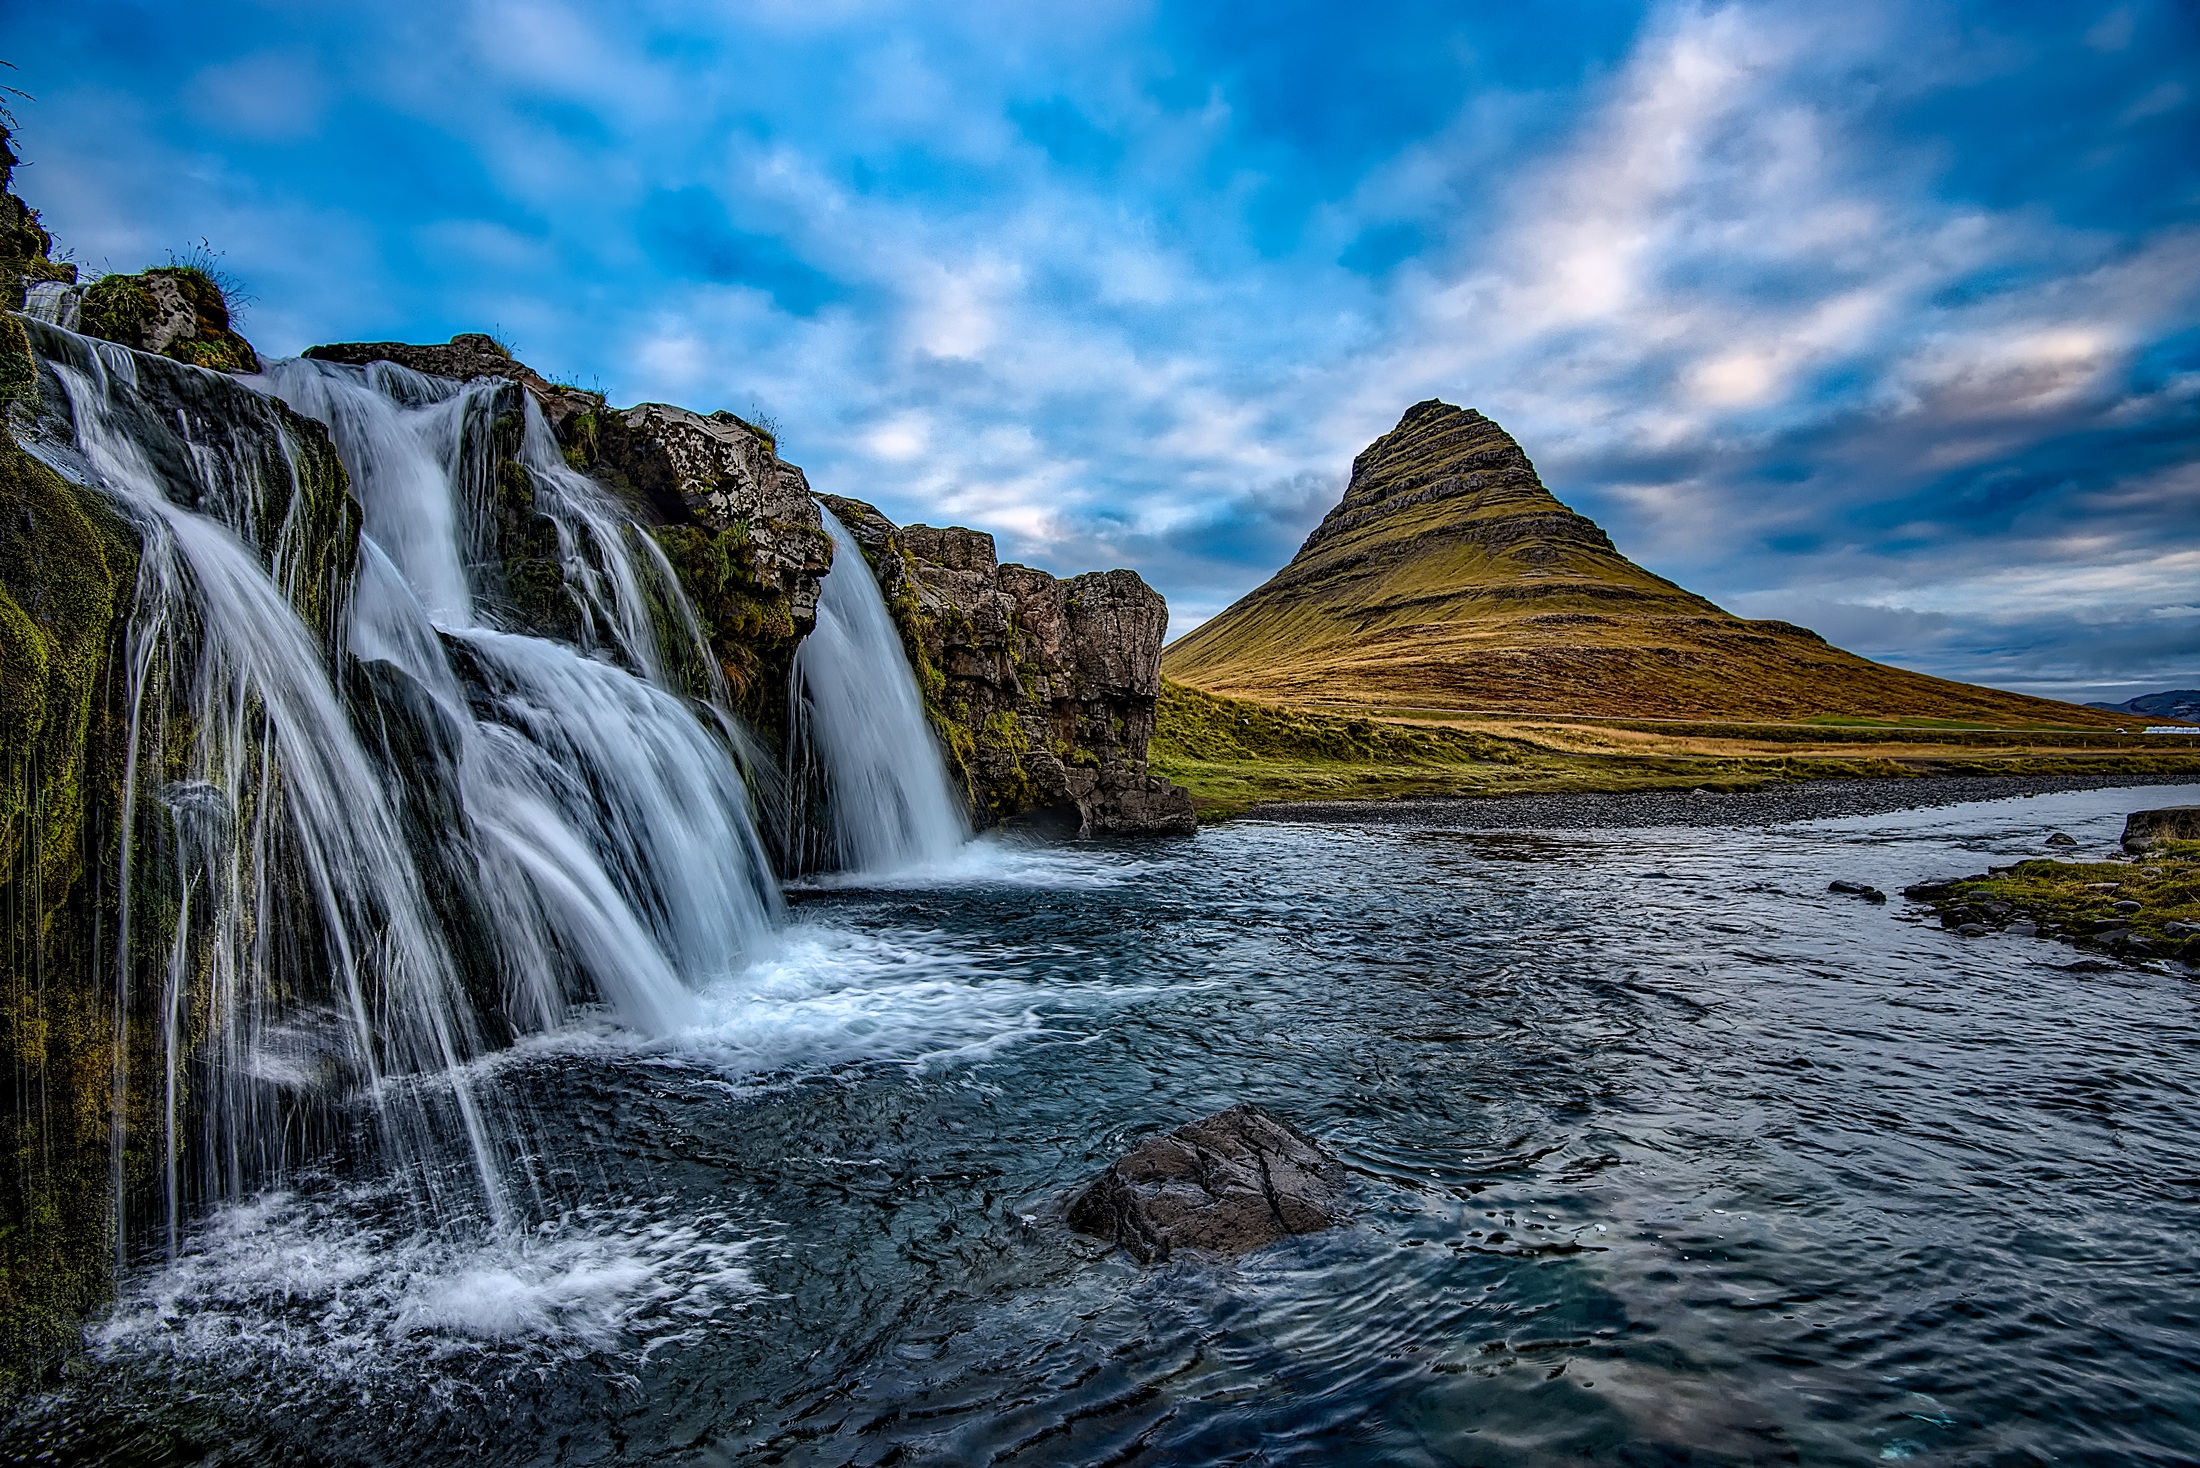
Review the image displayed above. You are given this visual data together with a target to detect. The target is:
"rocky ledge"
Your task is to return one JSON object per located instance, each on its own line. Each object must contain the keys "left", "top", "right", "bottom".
{"left": 820, "top": 494, "right": 1195, "bottom": 836}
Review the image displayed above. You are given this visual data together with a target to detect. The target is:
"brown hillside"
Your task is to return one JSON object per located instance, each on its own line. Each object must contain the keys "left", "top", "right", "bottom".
{"left": 1163, "top": 401, "right": 2136, "bottom": 728}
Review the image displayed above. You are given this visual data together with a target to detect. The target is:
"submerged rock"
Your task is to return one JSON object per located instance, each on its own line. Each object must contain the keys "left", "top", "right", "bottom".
{"left": 2046, "top": 831, "right": 2078, "bottom": 846}
{"left": 1067, "top": 1106, "right": 1345, "bottom": 1263}
{"left": 2122, "top": 807, "right": 2200, "bottom": 854}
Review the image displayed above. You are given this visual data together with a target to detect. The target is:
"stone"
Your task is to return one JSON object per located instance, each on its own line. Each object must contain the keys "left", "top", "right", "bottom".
{"left": 1957, "top": 924, "right": 1989, "bottom": 937}
{"left": 2009, "top": 919, "right": 2039, "bottom": 937}
{"left": 1828, "top": 879, "right": 1871, "bottom": 894}
{"left": 2113, "top": 899, "right": 2143, "bottom": 913}
{"left": 2121, "top": 806, "right": 2200, "bottom": 854}
{"left": 1067, "top": 1106, "right": 1345, "bottom": 1263}
{"left": 2045, "top": 831, "right": 2078, "bottom": 846}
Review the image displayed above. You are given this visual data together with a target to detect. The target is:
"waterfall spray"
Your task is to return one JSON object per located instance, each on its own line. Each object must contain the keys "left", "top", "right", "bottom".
{"left": 20, "top": 323, "right": 786, "bottom": 1259}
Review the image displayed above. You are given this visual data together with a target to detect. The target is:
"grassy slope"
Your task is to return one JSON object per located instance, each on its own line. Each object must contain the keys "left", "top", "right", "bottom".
{"left": 1163, "top": 401, "right": 2145, "bottom": 730}
{"left": 1150, "top": 680, "right": 2200, "bottom": 819}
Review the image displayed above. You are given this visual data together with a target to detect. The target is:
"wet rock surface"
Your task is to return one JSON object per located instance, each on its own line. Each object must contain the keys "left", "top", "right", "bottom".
{"left": 820, "top": 494, "right": 1195, "bottom": 836}
{"left": 1067, "top": 1106, "right": 1345, "bottom": 1263}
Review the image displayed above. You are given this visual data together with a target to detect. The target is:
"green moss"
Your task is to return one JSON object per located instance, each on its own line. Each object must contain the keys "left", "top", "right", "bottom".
{"left": 0, "top": 427, "right": 144, "bottom": 1400}
{"left": 651, "top": 523, "right": 803, "bottom": 729}
{"left": 1912, "top": 846, "right": 2200, "bottom": 957}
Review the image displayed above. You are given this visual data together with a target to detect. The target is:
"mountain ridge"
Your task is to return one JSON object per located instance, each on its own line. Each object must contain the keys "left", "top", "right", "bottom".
{"left": 1164, "top": 401, "right": 2138, "bottom": 728}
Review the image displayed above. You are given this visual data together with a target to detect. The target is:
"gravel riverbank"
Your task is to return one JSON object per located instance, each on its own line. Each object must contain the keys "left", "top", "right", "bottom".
{"left": 1244, "top": 772, "right": 2200, "bottom": 831}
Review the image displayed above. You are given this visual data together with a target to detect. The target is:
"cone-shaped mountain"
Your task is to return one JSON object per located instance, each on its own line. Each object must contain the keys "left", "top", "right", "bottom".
{"left": 1163, "top": 401, "right": 2124, "bottom": 725}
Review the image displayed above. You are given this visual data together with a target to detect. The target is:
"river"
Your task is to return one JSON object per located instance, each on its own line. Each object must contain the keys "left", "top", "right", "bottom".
{"left": 14, "top": 779, "right": 2199, "bottom": 1467}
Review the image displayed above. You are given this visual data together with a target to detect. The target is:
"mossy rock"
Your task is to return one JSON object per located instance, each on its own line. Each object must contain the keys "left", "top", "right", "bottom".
{"left": 80, "top": 267, "right": 260, "bottom": 374}
{"left": 0, "top": 425, "right": 144, "bottom": 1401}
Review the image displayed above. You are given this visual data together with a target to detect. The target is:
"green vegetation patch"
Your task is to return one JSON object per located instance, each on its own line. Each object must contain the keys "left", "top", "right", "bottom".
{"left": 1904, "top": 843, "right": 2200, "bottom": 962}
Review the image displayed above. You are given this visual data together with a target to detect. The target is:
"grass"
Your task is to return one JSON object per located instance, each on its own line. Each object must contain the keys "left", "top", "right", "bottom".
{"left": 1150, "top": 680, "right": 2200, "bottom": 821}
{"left": 1906, "top": 841, "right": 2200, "bottom": 959}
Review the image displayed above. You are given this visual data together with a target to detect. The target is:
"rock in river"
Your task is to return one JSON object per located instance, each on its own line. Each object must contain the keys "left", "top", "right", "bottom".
{"left": 1067, "top": 1106, "right": 1345, "bottom": 1263}
{"left": 2123, "top": 807, "right": 2200, "bottom": 854}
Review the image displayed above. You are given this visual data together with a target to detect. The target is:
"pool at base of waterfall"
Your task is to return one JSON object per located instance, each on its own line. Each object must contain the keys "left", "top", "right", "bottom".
{"left": 14, "top": 782, "right": 2200, "bottom": 1468}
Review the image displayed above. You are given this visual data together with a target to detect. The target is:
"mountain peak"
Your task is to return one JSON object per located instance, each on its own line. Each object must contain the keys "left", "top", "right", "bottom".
{"left": 1164, "top": 404, "right": 2128, "bottom": 727}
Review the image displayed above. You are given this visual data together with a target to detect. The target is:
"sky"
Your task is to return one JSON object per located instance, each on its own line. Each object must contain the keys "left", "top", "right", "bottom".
{"left": 9, "top": 0, "right": 2199, "bottom": 701}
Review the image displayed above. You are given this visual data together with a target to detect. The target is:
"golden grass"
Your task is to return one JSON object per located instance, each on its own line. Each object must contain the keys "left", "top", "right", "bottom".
{"left": 1150, "top": 680, "right": 2200, "bottom": 820}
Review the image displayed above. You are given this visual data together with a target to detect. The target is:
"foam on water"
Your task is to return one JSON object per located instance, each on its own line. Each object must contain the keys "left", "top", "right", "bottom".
{"left": 93, "top": 1187, "right": 759, "bottom": 1384}
{"left": 791, "top": 830, "right": 1151, "bottom": 891}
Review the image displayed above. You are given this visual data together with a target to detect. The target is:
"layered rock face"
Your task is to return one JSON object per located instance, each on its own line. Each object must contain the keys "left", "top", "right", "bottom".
{"left": 821, "top": 496, "right": 1195, "bottom": 836}
{"left": 1166, "top": 399, "right": 2134, "bottom": 727}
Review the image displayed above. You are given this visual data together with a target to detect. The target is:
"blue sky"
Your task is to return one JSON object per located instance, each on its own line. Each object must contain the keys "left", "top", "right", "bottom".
{"left": 11, "top": 0, "right": 2199, "bottom": 699}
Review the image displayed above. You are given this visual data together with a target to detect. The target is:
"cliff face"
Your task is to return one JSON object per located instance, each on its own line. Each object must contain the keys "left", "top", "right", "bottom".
{"left": 302, "top": 337, "right": 1191, "bottom": 834}
{"left": 1166, "top": 400, "right": 2134, "bottom": 728}
{"left": 307, "top": 335, "right": 834, "bottom": 727}
{"left": 820, "top": 495, "right": 1195, "bottom": 836}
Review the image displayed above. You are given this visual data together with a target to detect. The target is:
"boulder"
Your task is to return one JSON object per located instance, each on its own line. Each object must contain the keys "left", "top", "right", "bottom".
{"left": 2046, "top": 832, "right": 2078, "bottom": 846}
{"left": 1067, "top": 1106, "right": 1344, "bottom": 1263}
{"left": 2122, "top": 807, "right": 2200, "bottom": 854}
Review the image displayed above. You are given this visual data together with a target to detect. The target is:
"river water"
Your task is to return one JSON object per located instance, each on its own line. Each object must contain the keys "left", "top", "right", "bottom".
{"left": 15, "top": 781, "right": 2200, "bottom": 1467}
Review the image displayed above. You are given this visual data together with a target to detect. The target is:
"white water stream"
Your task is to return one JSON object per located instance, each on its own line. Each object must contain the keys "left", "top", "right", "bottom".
{"left": 17, "top": 327, "right": 868, "bottom": 1261}
{"left": 793, "top": 509, "right": 971, "bottom": 874}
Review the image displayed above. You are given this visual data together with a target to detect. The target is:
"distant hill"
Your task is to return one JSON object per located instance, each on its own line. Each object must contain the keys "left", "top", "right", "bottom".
{"left": 2087, "top": 691, "right": 2200, "bottom": 721}
{"left": 1164, "top": 400, "right": 2136, "bottom": 728}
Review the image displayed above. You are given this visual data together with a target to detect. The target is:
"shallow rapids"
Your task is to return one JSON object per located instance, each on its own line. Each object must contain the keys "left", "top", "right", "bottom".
{"left": 14, "top": 780, "right": 2200, "bottom": 1466}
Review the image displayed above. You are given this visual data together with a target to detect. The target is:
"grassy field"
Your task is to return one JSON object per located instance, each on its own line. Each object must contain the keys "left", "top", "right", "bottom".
{"left": 1149, "top": 681, "right": 2200, "bottom": 819}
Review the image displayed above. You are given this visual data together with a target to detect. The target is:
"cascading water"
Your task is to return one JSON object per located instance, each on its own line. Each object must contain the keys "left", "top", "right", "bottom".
{"left": 792, "top": 508, "right": 971, "bottom": 875}
{"left": 18, "top": 320, "right": 786, "bottom": 1260}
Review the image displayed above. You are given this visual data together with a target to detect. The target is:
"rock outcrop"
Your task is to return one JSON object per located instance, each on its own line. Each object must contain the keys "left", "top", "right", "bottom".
{"left": 78, "top": 268, "right": 260, "bottom": 374}
{"left": 1067, "top": 1106, "right": 1345, "bottom": 1262}
{"left": 820, "top": 495, "right": 1195, "bottom": 836}
{"left": 2123, "top": 807, "right": 2200, "bottom": 854}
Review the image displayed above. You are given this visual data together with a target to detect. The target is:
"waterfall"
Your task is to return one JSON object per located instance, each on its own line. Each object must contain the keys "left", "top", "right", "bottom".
{"left": 792, "top": 509, "right": 971, "bottom": 874}
{"left": 19, "top": 322, "right": 783, "bottom": 1256}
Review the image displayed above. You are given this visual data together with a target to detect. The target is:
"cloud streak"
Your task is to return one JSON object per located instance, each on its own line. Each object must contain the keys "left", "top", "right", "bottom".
{"left": 10, "top": 0, "right": 2198, "bottom": 690}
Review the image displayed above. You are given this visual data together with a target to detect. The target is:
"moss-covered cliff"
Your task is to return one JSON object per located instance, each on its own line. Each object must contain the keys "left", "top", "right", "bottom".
{"left": 0, "top": 424, "right": 147, "bottom": 1400}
